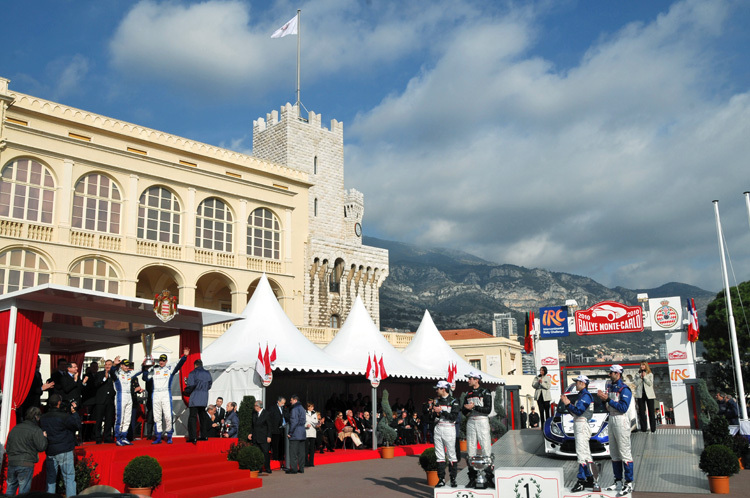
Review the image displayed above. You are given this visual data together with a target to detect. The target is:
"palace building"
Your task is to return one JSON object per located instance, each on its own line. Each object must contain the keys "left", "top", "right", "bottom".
{"left": 0, "top": 77, "right": 388, "bottom": 343}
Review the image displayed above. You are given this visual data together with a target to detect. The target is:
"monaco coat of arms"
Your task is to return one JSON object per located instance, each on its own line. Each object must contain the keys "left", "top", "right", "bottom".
{"left": 153, "top": 290, "right": 178, "bottom": 322}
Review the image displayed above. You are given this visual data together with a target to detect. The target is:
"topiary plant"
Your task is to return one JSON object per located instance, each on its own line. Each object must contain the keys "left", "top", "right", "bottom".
{"left": 489, "top": 386, "right": 508, "bottom": 441}
{"left": 418, "top": 447, "right": 438, "bottom": 471}
{"left": 703, "top": 413, "right": 732, "bottom": 448}
{"left": 730, "top": 433, "right": 749, "bottom": 460}
{"left": 237, "top": 444, "right": 265, "bottom": 471}
{"left": 697, "top": 379, "right": 719, "bottom": 427}
{"left": 378, "top": 389, "right": 398, "bottom": 446}
{"left": 123, "top": 455, "right": 162, "bottom": 489}
{"left": 238, "top": 394, "right": 256, "bottom": 443}
{"left": 225, "top": 441, "right": 252, "bottom": 462}
{"left": 699, "top": 444, "right": 740, "bottom": 477}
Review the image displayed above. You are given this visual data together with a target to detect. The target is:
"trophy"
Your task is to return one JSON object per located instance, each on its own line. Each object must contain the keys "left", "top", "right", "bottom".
{"left": 469, "top": 455, "right": 495, "bottom": 489}
{"left": 588, "top": 461, "right": 602, "bottom": 492}
{"left": 141, "top": 331, "right": 155, "bottom": 367}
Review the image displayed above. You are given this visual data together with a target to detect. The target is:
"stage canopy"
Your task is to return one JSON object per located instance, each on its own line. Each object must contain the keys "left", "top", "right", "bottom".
{"left": 323, "top": 296, "right": 439, "bottom": 380}
{"left": 402, "top": 309, "right": 506, "bottom": 385}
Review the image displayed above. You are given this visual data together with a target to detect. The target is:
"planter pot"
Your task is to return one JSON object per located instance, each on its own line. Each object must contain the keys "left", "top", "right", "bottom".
{"left": 380, "top": 446, "right": 395, "bottom": 459}
{"left": 740, "top": 458, "right": 745, "bottom": 471}
{"left": 250, "top": 470, "right": 260, "bottom": 478}
{"left": 126, "top": 487, "right": 152, "bottom": 496}
{"left": 708, "top": 475, "right": 730, "bottom": 494}
{"left": 459, "top": 440, "right": 467, "bottom": 452}
{"left": 426, "top": 470, "right": 439, "bottom": 487}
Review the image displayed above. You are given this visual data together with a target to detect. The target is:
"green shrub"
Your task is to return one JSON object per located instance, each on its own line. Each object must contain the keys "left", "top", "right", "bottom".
{"left": 238, "top": 395, "right": 256, "bottom": 443}
{"left": 730, "top": 433, "right": 749, "bottom": 459}
{"left": 490, "top": 386, "right": 508, "bottom": 441}
{"left": 703, "top": 414, "right": 732, "bottom": 448}
{"left": 378, "top": 390, "right": 398, "bottom": 446}
{"left": 237, "top": 444, "right": 265, "bottom": 471}
{"left": 418, "top": 447, "right": 438, "bottom": 471}
{"left": 123, "top": 455, "right": 162, "bottom": 489}
{"left": 699, "top": 444, "right": 740, "bottom": 477}
{"left": 697, "top": 379, "right": 719, "bottom": 427}
{"left": 226, "top": 441, "right": 252, "bottom": 462}
{"left": 56, "top": 454, "right": 100, "bottom": 494}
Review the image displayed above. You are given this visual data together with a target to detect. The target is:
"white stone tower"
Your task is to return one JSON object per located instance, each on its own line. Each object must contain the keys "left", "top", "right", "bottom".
{"left": 253, "top": 104, "right": 388, "bottom": 327}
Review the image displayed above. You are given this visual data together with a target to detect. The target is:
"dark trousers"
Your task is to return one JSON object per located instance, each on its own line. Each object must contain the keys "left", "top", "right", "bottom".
{"left": 321, "top": 427, "right": 336, "bottom": 450}
{"left": 188, "top": 406, "right": 207, "bottom": 441}
{"left": 94, "top": 401, "right": 115, "bottom": 442}
{"left": 255, "top": 441, "right": 272, "bottom": 473}
{"left": 537, "top": 399, "right": 550, "bottom": 426}
{"left": 289, "top": 439, "right": 305, "bottom": 472}
{"left": 637, "top": 395, "right": 656, "bottom": 432}
{"left": 305, "top": 437, "right": 316, "bottom": 466}
{"left": 271, "top": 432, "right": 285, "bottom": 462}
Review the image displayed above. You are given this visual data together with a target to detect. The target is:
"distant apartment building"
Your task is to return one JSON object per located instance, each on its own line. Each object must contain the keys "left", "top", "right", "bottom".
{"left": 492, "top": 312, "right": 517, "bottom": 338}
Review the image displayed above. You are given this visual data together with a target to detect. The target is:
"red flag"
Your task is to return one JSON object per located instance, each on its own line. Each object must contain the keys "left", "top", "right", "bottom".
{"left": 378, "top": 355, "right": 388, "bottom": 380}
{"left": 269, "top": 346, "right": 277, "bottom": 367}
{"left": 446, "top": 362, "right": 454, "bottom": 384}
{"left": 366, "top": 354, "right": 373, "bottom": 382}
{"left": 687, "top": 298, "right": 700, "bottom": 343}
{"left": 524, "top": 311, "right": 534, "bottom": 353}
{"left": 373, "top": 353, "right": 379, "bottom": 379}
{"left": 263, "top": 345, "right": 271, "bottom": 375}
{"left": 255, "top": 346, "right": 265, "bottom": 376}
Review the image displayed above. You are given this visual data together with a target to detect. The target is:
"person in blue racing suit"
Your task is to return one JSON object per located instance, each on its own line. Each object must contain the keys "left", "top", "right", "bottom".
{"left": 144, "top": 348, "right": 189, "bottom": 444}
{"left": 562, "top": 374, "right": 595, "bottom": 492}
{"left": 597, "top": 364, "right": 634, "bottom": 495}
{"left": 111, "top": 357, "right": 146, "bottom": 446}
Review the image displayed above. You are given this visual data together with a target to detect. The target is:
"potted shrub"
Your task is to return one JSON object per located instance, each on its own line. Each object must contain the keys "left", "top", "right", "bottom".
{"left": 237, "top": 444, "right": 265, "bottom": 478}
{"left": 123, "top": 455, "right": 162, "bottom": 496}
{"left": 699, "top": 444, "right": 740, "bottom": 494}
{"left": 703, "top": 415, "right": 732, "bottom": 448}
{"left": 56, "top": 454, "right": 100, "bottom": 495}
{"left": 730, "top": 433, "right": 749, "bottom": 469}
{"left": 238, "top": 394, "right": 255, "bottom": 442}
{"left": 419, "top": 447, "right": 439, "bottom": 486}
{"left": 378, "top": 390, "right": 398, "bottom": 458}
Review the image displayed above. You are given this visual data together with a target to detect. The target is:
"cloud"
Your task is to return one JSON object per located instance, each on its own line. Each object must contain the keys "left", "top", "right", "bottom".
{"left": 347, "top": 0, "right": 750, "bottom": 291}
{"left": 48, "top": 55, "right": 90, "bottom": 99}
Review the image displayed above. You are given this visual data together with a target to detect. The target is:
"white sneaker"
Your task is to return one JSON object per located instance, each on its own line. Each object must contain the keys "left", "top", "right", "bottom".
{"left": 605, "top": 480, "right": 620, "bottom": 491}
{"left": 621, "top": 481, "right": 633, "bottom": 494}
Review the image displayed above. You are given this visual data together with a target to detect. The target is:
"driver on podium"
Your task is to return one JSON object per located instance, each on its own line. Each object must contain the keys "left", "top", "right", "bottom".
{"left": 561, "top": 374, "right": 595, "bottom": 492}
{"left": 144, "top": 348, "right": 189, "bottom": 444}
{"left": 462, "top": 370, "right": 493, "bottom": 489}
{"left": 432, "top": 380, "right": 459, "bottom": 488}
{"left": 111, "top": 357, "right": 146, "bottom": 446}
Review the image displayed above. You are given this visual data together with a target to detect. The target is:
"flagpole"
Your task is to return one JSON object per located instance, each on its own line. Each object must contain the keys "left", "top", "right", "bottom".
{"left": 744, "top": 192, "right": 750, "bottom": 229}
{"left": 712, "top": 200, "right": 748, "bottom": 420}
{"left": 296, "top": 9, "right": 301, "bottom": 115}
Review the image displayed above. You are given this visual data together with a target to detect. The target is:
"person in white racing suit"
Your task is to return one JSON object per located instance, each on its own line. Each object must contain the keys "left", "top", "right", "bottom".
{"left": 111, "top": 357, "right": 146, "bottom": 446}
{"left": 462, "top": 369, "right": 493, "bottom": 489}
{"left": 144, "top": 348, "right": 189, "bottom": 444}
{"left": 432, "top": 380, "right": 459, "bottom": 488}
{"left": 597, "top": 364, "right": 634, "bottom": 495}
{"left": 562, "top": 374, "right": 595, "bottom": 492}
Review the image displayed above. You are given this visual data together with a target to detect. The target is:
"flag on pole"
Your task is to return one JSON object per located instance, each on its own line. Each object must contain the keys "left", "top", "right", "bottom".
{"left": 269, "top": 346, "right": 277, "bottom": 368}
{"left": 378, "top": 355, "right": 388, "bottom": 381}
{"left": 271, "top": 14, "right": 298, "bottom": 38}
{"left": 687, "top": 298, "right": 700, "bottom": 342}
{"left": 366, "top": 354, "right": 374, "bottom": 382}
{"left": 524, "top": 311, "right": 534, "bottom": 353}
{"left": 255, "top": 345, "right": 266, "bottom": 377}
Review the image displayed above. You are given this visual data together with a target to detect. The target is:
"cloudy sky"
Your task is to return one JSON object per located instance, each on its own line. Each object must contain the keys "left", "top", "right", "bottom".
{"left": 3, "top": 0, "right": 750, "bottom": 293}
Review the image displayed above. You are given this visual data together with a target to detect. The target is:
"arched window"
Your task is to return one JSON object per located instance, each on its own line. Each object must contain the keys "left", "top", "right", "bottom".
{"left": 330, "top": 258, "right": 344, "bottom": 293}
{"left": 0, "top": 158, "right": 55, "bottom": 223}
{"left": 330, "top": 314, "right": 340, "bottom": 328}
{"left": 0, "top": 248, "right": 51, "bottom": 294}
{"left": 72, "top": 174, "right": 122, "bottom": 233}
{"left": 196, "top": 197, "right": 233, "bottom": 252}
{"left": 247, "top": 208, "right": 280, "bottom": 260}
{"left": 68, "top": 257, "right": 119, "bottom": 293}
{"left": 137, "top": 186, "right": 181, "bottom": 244}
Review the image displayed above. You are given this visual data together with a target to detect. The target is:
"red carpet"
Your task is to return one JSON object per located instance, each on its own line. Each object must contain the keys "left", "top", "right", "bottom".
{"left": 24, "top": 439, "right": 432, "bottom": 497}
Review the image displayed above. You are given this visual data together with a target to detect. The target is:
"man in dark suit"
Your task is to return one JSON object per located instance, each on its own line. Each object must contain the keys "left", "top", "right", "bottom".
{"left": 250, "top": 400, "right": 274, "bottom": 474}
{"left": 185, "top": 359, "right": 212, "bottom": 444}
{"left": 59, "top": 362, "right": 88, "bottom": 407}
{"left": 93, "top": 359, "right": 115, "bottom": 444}
{"left": 270, "top": 396, "right": 288, "bottom": 466}
{"left": 17, "top": 356, "right": 53, "bottom": 423}
{"left": 49, "top": 358, "right": 69, "bottom": 398}
{"left": 215, "top": 397, "right": 225, "bottom": 426}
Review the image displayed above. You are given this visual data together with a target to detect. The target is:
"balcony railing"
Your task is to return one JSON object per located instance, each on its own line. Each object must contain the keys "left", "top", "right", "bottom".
{"left": 0, "top": 220, "right": 54, "bottom": 241}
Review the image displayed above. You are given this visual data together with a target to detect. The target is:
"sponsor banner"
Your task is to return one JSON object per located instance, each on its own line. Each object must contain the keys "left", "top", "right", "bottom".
{"left": 649, "top": 296, "right": 683, "bottom": 332}
{"left": 665, "top": 331, "right": 697, "bottom": 426}
{"left": 496, "top": 467, "right": 564, "bottom": 498}
{"left": 539, "top": 306, "right": 570, "bottom": 338}
{"left": 535, "top": 340, "right": 562, "bottom": 401}
{"left": 574, "top": 301, "right": 644, "bottom": 336}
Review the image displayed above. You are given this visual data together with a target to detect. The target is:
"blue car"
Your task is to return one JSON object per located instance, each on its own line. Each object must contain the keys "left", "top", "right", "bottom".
{"left": 542, "top": 380, "right": 636, "bottom": 458}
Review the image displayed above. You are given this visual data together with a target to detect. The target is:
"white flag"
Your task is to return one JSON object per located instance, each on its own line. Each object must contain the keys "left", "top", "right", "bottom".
{"left": 271, "top": 15, "right": 298, "bottom": 38}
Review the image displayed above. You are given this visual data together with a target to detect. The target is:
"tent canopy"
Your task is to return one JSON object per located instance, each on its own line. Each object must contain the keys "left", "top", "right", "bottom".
{"left": 324, "top": 296, "right": 439, "bottom": 380}
{"left": 402, "top": 309, "right": 505, "bottom": 385}
{"left": 201, "top": 274, "right": 356, "bottom": 374}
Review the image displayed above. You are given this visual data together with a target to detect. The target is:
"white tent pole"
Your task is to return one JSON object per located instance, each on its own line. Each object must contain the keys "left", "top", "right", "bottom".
{"left": 0, "top": 305, "right": 19, "bottom": 446}
{"left": 371, "top": 386, "right": 377, "bottom": 450}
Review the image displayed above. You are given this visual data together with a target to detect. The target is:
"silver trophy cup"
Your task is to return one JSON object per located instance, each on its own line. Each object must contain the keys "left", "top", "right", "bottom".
{"left": 469, "top": 455, "right": 494, "bottom": 489}
{"left": 588, "top": 461, "right": 602, "bottom": 492}
{"left": 141, "top": 331, "right": 155, "bottom": 367}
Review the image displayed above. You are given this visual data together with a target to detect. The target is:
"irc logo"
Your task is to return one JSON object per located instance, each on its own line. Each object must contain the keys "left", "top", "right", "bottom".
{"left": 671, "top": 369, "right": 690, "bottom": 381}
{"left": 551, "top": 373, "right": 559, "bottom": 386}
{"left": 543, "top": 308, "right": 565, "bottom": 327}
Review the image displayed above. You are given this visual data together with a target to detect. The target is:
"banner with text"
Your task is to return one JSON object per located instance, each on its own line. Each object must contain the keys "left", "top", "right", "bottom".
{"left": 539, "top": 306, "right": 570, "bottom": 338}
{"left": 665, "top": 331, "right": 697, "bottom": 426}
{"left": 649, "top": 296, "right": 683, "bottom": 332}
{"left": 535, "top": 339, "right": 562, "bottom": 401}
{"left": 574, "top": 301, "right": 644, "bottom": 336}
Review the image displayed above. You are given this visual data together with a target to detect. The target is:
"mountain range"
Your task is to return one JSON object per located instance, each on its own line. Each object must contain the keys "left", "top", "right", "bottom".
{"left": 366, "top": 237, "right": 717, "bottom": 357}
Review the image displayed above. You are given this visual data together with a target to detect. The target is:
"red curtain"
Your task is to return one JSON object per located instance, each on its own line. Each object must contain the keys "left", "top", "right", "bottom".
{"left": 0, "top": 310, "right": 10, "bottom": 386}
{"left": 179, "top": 329, "right": 201, "bottom": 405}
{"left": 0, "top": 309, "right": 44, "bottom": 433}
{"left": 49, "top": 351, "right": 85, "bottom": 374}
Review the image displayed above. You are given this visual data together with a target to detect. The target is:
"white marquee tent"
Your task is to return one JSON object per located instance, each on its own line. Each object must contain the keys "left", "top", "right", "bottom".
{"left": 402, "top": 309, "right": 505, "bottom": 385}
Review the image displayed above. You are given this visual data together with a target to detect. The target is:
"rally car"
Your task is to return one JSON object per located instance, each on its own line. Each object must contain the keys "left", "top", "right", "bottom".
{"left": 542, "top": 379, "right": 637, "bottom": 458}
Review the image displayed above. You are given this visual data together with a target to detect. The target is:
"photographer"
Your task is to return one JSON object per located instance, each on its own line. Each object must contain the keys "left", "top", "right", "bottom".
{"left": 40, "top": 394, "right": 81, "bottom": 496}
{"left": 4, "top": 406, "right": 47, "bottom": 495}
{"left": 634, "top": 361, "right": 656, "bottom": 433}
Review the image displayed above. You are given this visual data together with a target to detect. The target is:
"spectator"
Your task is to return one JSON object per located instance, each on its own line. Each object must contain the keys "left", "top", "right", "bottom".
{"left": 249, "top": 400, "right": 273, "bottom": 474}
{"left": 204, "top": 405, "right": 221, "bottom": 437}
{"left": 395, "top": 410, "right": 416, "bottom": 445}
{"left": 421, "top": 398, "right": 435, "bottom": 443}
{"left": 222, "top": 401, "right": 239, "bottom": 438}
{"left": 318, "top": 415, "right": 336, "bottom": 452}
{"left": 40, "top": 394, "right": 81, "bottom": 496}
{"left": 270, "top": 397, "right": 288, "bottom": 467}
{"left": 17, "top": 356, "right": 54, "bottom": 423}
{"left": 335, "top": 411, "right": 363, "bottom": 448}
{"left": 305, "top": 402, "right": 319, "bottom": 467}
{"left": 529, "top": 407, "right": 540, "bottom": 428}
{"left": 92, "top": 359, "right": 115, "bottom": 444}
{"left": 716, "top": 393, "right": 727, "bottom": 417}
{"left": 4, "top": 407, "right": 48, "bottom": 495}
{"left": 635, "top": 361, "right": 656, "bottom": 433}
{"left": 359, "top": 410, "right": 374, "bottom": 447}
{"left": 287, "top": 395, "right": 306, "bottom": 474}
{"left": 519, "top": 406, "right": 527, "bottom": 429}
{"left": 185, "top": 359, "right": 212, "bottom": 444}
{"left": 215, "top": 397, "right": 225, "bottom": 426}
{"left": 725, "top": 395, "right": 740, "bottom": 425}
{"left": 532, "top": 366, "right": 552, "bottom": 427}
